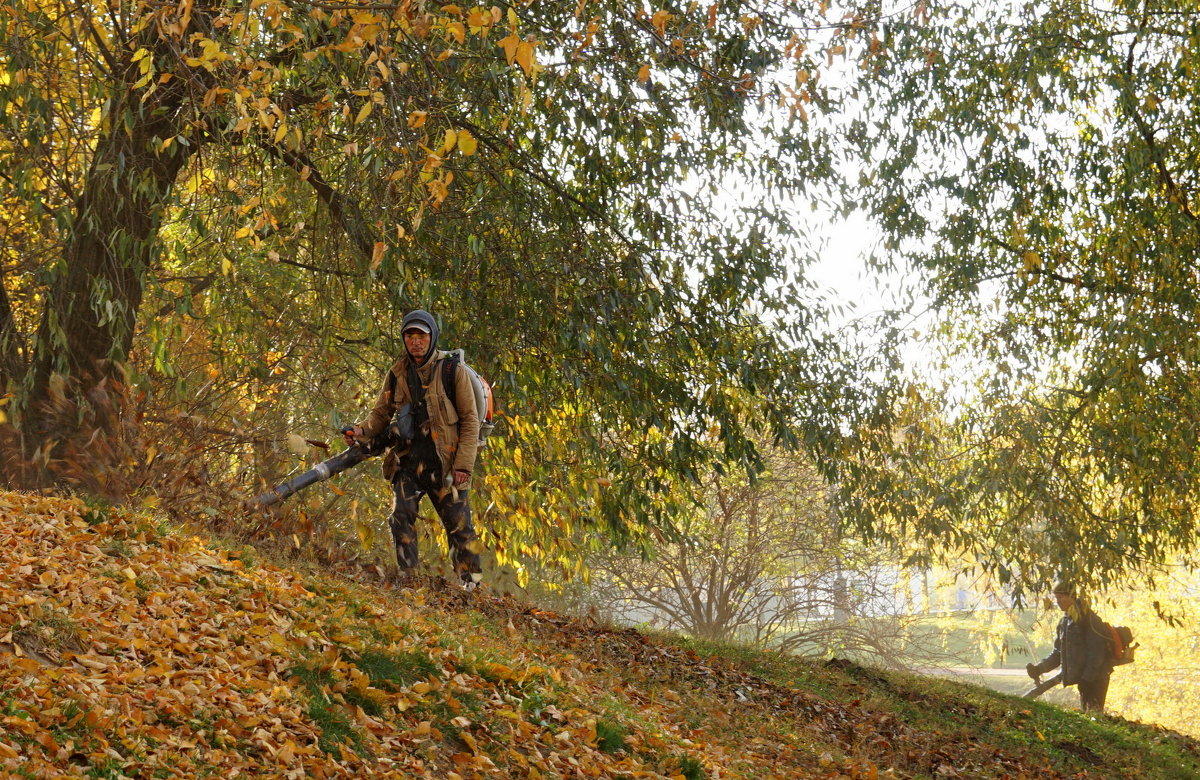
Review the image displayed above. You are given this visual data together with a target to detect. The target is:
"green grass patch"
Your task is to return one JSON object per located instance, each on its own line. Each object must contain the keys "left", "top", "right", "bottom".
{"left": 80, "top": 496, "right": 113, "bottom": 526}
{"left": 521, "top": 690, "right": 553, "bottom": 719}
{"left": 353, "top": 649, "right": 439, "bottom": 688}
{"left": 305, "top": 696, "right": 363, "bottom": 756}
{"left": 83, "top": 758, "right": 125, "bottom": 779}
{"left": 595, "top": 718, "right": 628, "bottom": 753}
{"left": 288, "top": 658, "right": 370, "bottom": 755}
{"left": 14, "top": 606, "right": 85, "bottom": 659}
{"left": 662, "top": 753, "right": 704, "bottom": 780}
{"left": 288, "top": 661, "right": 336, "bottom": 692}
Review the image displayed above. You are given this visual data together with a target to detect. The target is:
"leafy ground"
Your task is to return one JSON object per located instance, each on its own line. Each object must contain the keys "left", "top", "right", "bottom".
{"left": 2, "top": 493, "right": 1198, "bottom": 779}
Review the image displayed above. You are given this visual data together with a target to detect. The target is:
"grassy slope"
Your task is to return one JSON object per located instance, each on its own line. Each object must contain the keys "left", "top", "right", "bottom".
{"left": 1, "top": 493, "right": 1197, "bottom": 780}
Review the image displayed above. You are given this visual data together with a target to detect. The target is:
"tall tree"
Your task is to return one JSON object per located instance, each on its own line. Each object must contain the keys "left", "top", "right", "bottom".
{"left": 525, "top": 445, "right": 972, "bottom": 669}
{"left": 833, "top": 0, "right": 1200, "bottom": 594}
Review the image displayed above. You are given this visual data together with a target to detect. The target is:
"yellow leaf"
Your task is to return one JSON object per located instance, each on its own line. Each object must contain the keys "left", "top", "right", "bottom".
{"left": 221, "top": 256, "right": 233, "bottom": 275}
{"left": 408, "top": 110, "right": 428, "bottom": 129}
{"left": 355, "top": 521, "right": 375, "bottom": 551}
{"left": 440, "top": 128, "right": 458, "bottom": 154}
{"left": 515, "top": 41, "right": 535, "bottom": 74}
{"left": 1022, "top": 250, "right": 1042, "bottom": 272}
{"left": 355, "top": 101, "right": 373, "bottom": 124}
{"left": 145, "top": 446, "right": 157, "bottom": 465}
{"left": 498, "top": 33, "right": 519, "bottom": 64}
{"left": 121, "top": 567, "right": 137, "bottom": 581}
{"left": 637, "top": 63, "right": 651, "bottom": 83}
{"left": 447, "top": 21, "right": 465, "bottom": 43}
{"left": 371, "top": 241, "right": 386, "bottom": 270}
{"left": 484, "top": 662, "right": 517, "bottom": 680}
{"left": 467, "top": 8, "right": 492, "bottom": 28}
{"left": 274, "top": 121, "right": 287, "bottom": 143}
{"left": 457, "top": 129, "right": 477, "bottom": 155}
{"left": 651, "top": 10, "right": 672, "bottom": 35}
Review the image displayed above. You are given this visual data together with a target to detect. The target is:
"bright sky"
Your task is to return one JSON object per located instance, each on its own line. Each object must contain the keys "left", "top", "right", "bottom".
{"left": 805, "top": 210, "right": 947, "bottom": 381}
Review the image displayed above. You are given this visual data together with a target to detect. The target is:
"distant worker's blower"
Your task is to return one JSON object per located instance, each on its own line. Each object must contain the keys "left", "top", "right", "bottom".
{"left": 1022, "top": 672, "right": 1062, "bottom": 700}
{"left": 254, "top": 405, "right": 414, "bottom": 508}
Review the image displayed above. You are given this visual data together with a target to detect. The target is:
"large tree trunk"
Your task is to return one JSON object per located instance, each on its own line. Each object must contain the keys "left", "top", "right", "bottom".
{"left": 29, "top": 127, "right": 192, "bottom": 397}
{"left": 0, "top": 271, "right": 16, "bottom": 392}
{"left": 21, "top": 35, "right": 199, "bottom": 467}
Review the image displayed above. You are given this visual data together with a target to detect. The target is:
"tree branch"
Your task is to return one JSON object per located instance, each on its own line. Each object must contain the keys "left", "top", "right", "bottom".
{"left": 154, "top": 272, "right": 216, "bottom": 318}
{"left": 1118, "top": 10, "right": 1198, "bottom": 225}
{"left": 257, "top": 140, "right": 378, "bottom": 263}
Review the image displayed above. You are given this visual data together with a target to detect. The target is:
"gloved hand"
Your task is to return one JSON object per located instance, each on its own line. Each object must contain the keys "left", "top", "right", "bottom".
{"left": 341, "top": 425, "right": 361, "bottom": 446}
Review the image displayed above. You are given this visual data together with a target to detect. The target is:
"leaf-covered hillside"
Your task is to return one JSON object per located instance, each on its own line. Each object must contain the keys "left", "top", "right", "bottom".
{"left": 1, "top": 492, "right": 1197, "bottom": 779}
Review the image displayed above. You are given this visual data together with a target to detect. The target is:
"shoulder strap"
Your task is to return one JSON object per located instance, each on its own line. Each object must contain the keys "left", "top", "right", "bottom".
{"left": 442, "top": 355, "right": 460, "bottom": 414}
{"left": 406, "top": 361, "right": 424, "bottom": 406}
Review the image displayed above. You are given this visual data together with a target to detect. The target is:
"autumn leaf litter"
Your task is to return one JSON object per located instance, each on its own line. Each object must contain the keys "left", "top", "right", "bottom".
{"left": 0, "top": 492, "right": 1173, "bottom": 779}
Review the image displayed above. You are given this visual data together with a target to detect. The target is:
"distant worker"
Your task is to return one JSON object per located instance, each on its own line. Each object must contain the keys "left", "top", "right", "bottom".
{"left": 1026, "top": 582, "right": 1113, "bottom": 712}
{"left": 341, "top": 309, "right": 484, "bottom": 589}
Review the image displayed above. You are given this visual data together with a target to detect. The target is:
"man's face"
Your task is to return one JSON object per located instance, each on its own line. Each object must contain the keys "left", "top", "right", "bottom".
{"left": 1054, "top": 592, "right": 1075, "bottom": 612}
{"left": 404, "top": 329, "right": 431, "bottom": 360}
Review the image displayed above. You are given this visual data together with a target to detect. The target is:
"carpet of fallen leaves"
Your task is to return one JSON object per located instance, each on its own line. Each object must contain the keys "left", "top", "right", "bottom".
{"left": 1, "top": 492, "right": 1197, "bottom": 779}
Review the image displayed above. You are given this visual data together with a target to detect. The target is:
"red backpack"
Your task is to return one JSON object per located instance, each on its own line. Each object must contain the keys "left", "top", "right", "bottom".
{"left": 1105, "top": 623, "right": 1137, "bottom": 666}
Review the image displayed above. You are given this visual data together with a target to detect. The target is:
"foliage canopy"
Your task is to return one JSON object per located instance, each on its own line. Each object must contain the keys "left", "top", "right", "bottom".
{"left": 0, "top": 0, "right": 881, "bottom": 565}
{"left": 834, "top": 0, "right": 1200, "bottom": 596}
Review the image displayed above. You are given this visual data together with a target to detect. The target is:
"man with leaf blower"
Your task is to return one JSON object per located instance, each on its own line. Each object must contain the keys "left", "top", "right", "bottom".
{"left": 1026, "top": 582, "right": 1116, "bottom": 712}
{"left": 341, "top": 309, "right": 485, "bottom": 589}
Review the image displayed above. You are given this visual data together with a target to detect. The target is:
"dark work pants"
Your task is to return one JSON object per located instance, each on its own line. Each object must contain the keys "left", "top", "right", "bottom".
{"left": 389, "top": 463, "right": 482, "bottom": 583}
{"left": 1078, "top": 676, "right": 1110, "bottom": 712}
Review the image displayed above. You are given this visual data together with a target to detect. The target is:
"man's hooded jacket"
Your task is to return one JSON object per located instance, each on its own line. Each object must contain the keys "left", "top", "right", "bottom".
{"left": 358, "top": 309, "right": 480, "bottom": 483}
